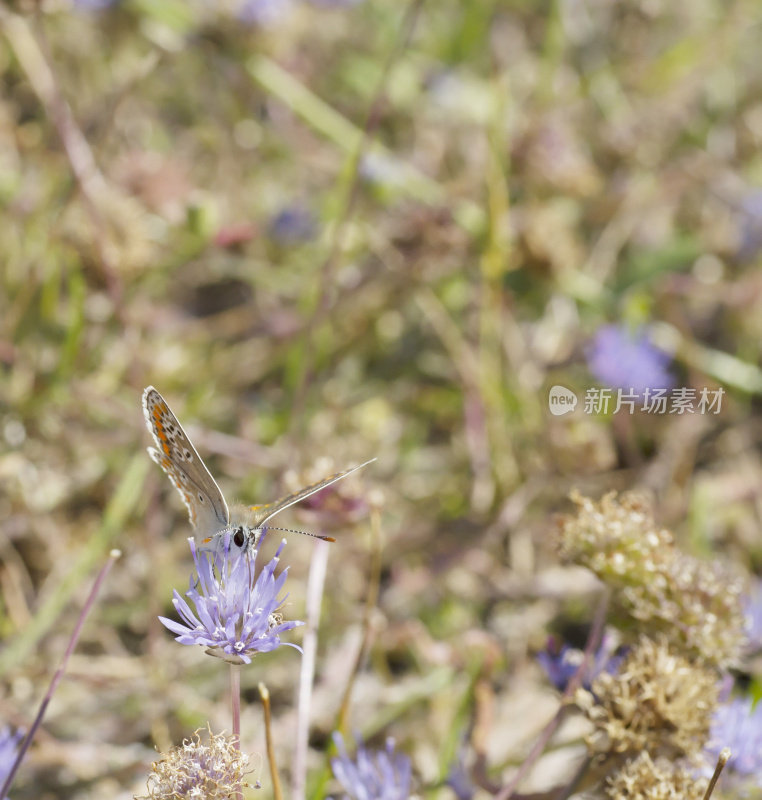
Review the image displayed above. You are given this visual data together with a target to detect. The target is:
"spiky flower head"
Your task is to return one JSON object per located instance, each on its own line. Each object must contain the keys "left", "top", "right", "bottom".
{"left": 136, "top": 727, "right": 256, "bottom": 799}
{"left": 576, "top": 636, "right": 718, "bottom": 758}
{"left": 557, "top": 492, "right": 746, "bottom": 667}
{"left": 605, "top": 751, "right": 707, "bottom": 800}
{"left": 159, "top": 536, "right": 303, "bottom": 664}
{"left": 330, "top": 732, "right": 412, "bottom": 800}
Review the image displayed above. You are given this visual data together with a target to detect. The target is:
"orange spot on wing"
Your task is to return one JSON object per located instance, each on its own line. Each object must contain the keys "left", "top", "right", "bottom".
{"left": 152, "top": 403, "right": 170, "bottom": 451}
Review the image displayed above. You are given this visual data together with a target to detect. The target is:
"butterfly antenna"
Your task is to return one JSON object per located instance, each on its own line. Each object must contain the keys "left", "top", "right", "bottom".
{"left": 260, "top": 526, "right": 336, "bottom": 543}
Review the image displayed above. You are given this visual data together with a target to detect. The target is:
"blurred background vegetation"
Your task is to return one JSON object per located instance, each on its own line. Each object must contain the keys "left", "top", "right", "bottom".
{"left": 2, "top": 0, "right": 762, "bottom": 797}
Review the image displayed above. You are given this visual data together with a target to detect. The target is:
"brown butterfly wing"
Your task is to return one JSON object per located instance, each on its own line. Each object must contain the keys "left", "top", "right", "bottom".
{"left": 248, "top": 459, "right": 375, "bottom": 527}
{"left": 142, "top": 386, "right": 230, "bottom": 535}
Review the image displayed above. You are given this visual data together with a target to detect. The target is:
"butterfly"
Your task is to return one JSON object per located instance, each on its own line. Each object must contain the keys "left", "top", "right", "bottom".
{"left": 142, "top": 386, "right": 373, "bottom": 552}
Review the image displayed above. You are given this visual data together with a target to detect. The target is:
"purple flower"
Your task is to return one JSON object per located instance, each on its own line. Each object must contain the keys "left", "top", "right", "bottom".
{"left": 706, "top": 697, "right": 762, "bottom": 778}
{"left": 0, "top": 726, "right": 23, "bottom": 788}
{"left": 268, "top": 205, "right": 316, "bottom": 244}
{"left": 159, "top": 537, "right": 303, "bottom": 664}
{"left": 537, "top": 634, "right": 624, "bottom": 692}
{"left": 331, "top": 733, "right": 411, "bottom": 800}
{"left": 586, "top": 324, "right": 674, "bottom": 393}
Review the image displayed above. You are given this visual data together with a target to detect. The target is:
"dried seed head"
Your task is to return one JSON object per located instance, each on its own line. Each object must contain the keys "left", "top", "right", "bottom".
{"left": 136, "top": 727, "right": 256, "bottom": 800}
{"left": 606, "top": 751, "right": 707, "bottom": 800}
{"left": 558, "top": 492, "right": 746, "bottom": 667}
{"left": 577, "top": 636, "right": 718, "bottom": 758}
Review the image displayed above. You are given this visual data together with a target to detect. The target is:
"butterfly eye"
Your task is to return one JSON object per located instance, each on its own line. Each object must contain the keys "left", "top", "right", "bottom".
{"left": 233, "top": 527, "right": 246, "bottom": 548}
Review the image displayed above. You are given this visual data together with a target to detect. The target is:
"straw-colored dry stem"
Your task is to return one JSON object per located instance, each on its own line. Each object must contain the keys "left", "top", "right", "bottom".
{"left": 259, "top": 682, "right": 283, "bottom": 800}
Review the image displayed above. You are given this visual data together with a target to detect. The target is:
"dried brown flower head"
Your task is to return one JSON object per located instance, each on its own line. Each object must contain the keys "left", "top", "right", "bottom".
{"left": 135, "top": 727, "right": 256, "bottom": 800}
{"left": 606, "top": 751, "right": 708, "bottom": 800}
{"left": 558, "top": 491, "right": 746, "bottom": 667}
{"left": 577, "top": 636, "right": 718, "bottom": 758}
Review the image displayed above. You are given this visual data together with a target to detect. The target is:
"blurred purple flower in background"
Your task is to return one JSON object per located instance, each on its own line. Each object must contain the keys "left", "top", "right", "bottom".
{"left": 743, "top": 579, "right": 762, "bottom": 651}
{"left": 538, "top": 634, "right": 624, "bottom": 692}
{"left": 237, "top": 0, "right": 295, "bottom": 25}
{"left": 159, "top": 537, "right": 303, "bottom": 664}
{"left": 331, "top": 732, "right": 411, "bottom": 800}
{"left": 0, "top": 726, "right": 23, "bottom": 788}
{"left": 358, "top": 152, "right": 408, "bottom": 189}
{"left": 268, "top": 205, "right": 317, "bottom": 244}
{"left": 705, "top": 696, "right": 762, "bottom": 778}
{"left": 238, "top": 0, "right": 361, "bottom": 21}
{"left": 446, "top": 740, "right": 475, "bottom": 800}
{"left": 72, "top": 0, "right": 119, "bottom": 9}
{"left": 736, "top": 190, "right": 762, "bottom": 262}
{"left": 308, "top": 0, "right": 364, "bottom": 6}
{"left": 586, "top": 324, "right": 674, "bottom": 392}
